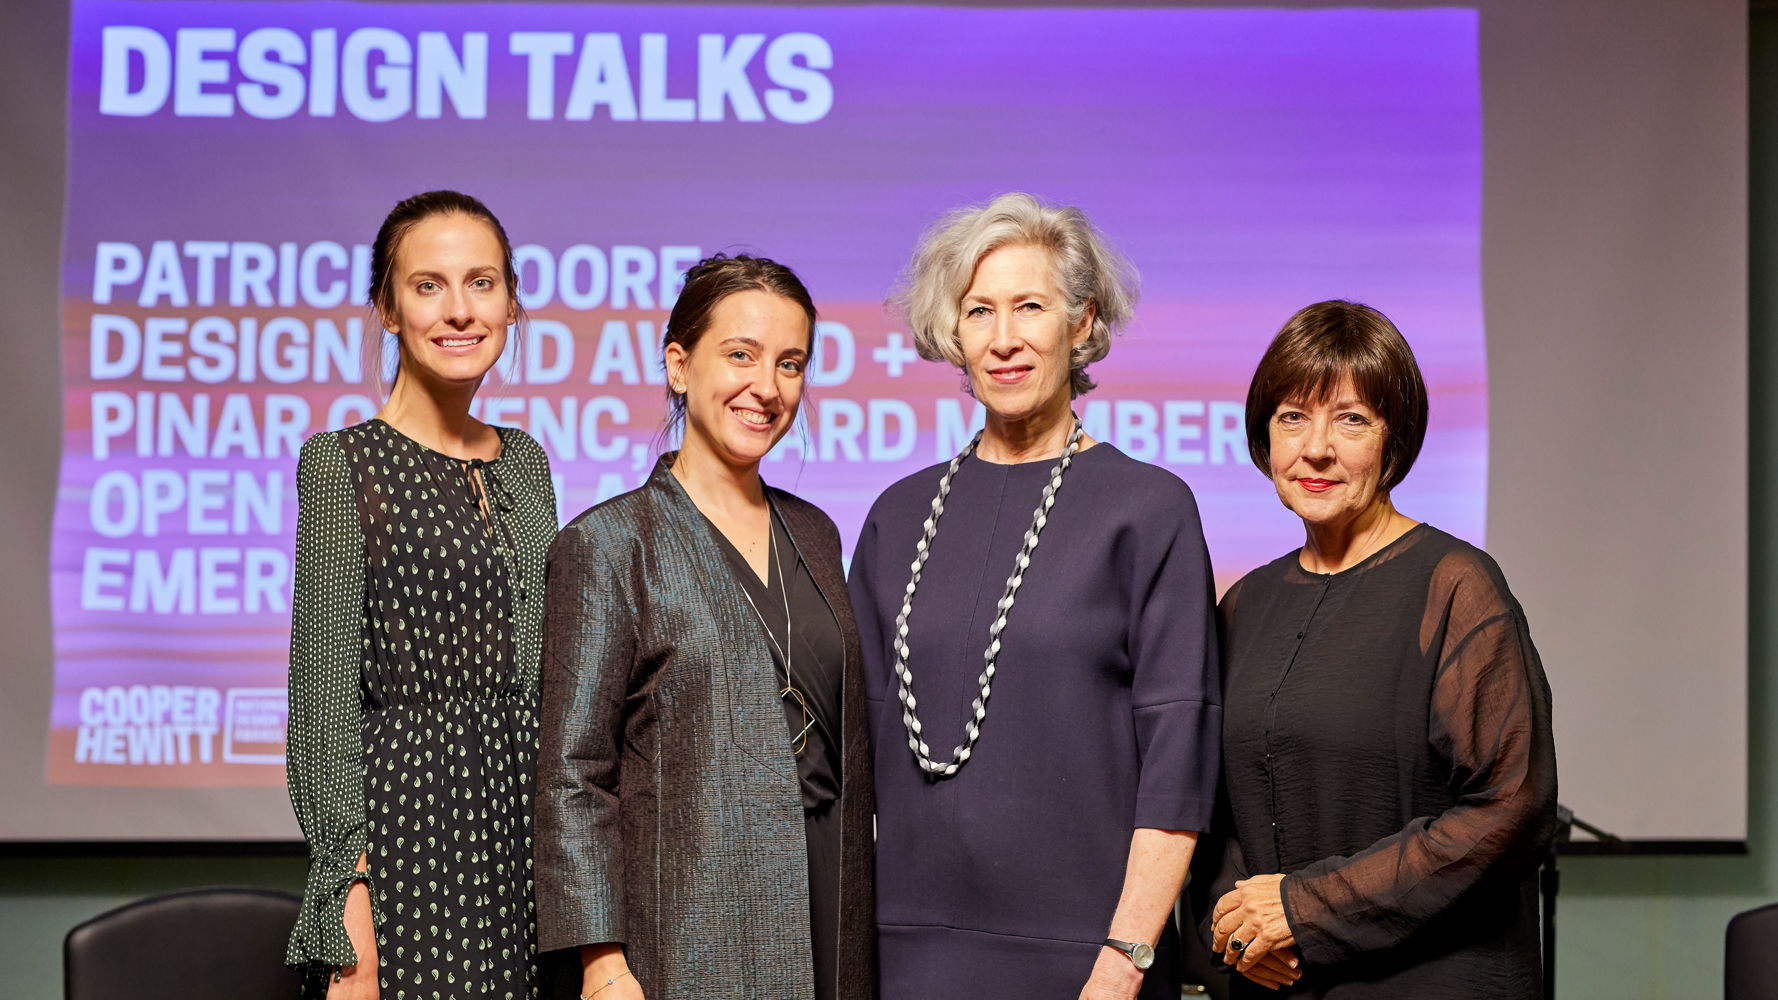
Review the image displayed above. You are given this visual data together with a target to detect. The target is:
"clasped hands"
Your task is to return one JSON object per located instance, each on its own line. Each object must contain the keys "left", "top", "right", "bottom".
{"left": 1211, "top": 874, "right": 1303, "bottom": 991}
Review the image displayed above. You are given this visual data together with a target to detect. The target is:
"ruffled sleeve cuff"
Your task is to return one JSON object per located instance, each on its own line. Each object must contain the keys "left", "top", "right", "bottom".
{"left": 285, "top": 841, "right": 377, "bottom": 969}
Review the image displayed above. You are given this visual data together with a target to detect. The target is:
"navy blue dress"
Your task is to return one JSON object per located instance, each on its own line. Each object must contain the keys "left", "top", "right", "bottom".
{"left": 849, "top": 443, "right": 1221, "bottom": 1000}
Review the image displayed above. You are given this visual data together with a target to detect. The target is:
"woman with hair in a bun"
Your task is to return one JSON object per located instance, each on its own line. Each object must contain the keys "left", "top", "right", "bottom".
{"left": 535, "top": 254, "right": 877, "bottom": 1000}
{"left": 285, "top": 191, "right": 559, "bottom": 998}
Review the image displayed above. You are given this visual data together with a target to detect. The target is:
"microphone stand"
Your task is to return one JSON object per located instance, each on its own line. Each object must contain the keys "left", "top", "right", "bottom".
{"left": 1544, "top": 804, "right": 1628, "bottom": 1000}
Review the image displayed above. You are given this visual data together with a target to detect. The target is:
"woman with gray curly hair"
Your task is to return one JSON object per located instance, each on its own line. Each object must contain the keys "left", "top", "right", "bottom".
{"left": 848, "top": 193, "right": 1222, "bottom": 1000}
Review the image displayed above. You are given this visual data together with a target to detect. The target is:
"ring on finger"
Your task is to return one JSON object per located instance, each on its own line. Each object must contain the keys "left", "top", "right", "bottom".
{"left": 1230, "top": 937, "right": 1247, "bottom": 952}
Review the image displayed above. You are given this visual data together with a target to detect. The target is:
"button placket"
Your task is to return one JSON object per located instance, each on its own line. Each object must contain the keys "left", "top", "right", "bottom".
{"left": 1263, "top": 574, "right": 1333, "bottom": 862}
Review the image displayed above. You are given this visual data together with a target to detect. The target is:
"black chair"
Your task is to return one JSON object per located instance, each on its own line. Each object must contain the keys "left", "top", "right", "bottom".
{"left": 1727, "top": 900, "right": 1778, "bottom": 1000}
{"left": 64, "top": 885, "right": 303, "bottom": 1000}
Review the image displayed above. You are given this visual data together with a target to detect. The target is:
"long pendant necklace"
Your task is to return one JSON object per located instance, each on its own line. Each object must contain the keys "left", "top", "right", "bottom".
{"left": 735, "top": 513, "right": 815, "bottom": 754}
{"left": 892, "top": 415, "right": 1085, "bottom": 779}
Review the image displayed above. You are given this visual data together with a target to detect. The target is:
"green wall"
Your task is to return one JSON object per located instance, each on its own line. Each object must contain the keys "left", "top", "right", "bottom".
{"left": 4, "top": 13, "right": 1775, "bottom": 1000}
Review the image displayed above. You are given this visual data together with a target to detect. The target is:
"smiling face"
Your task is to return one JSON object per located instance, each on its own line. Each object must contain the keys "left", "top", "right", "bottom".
{"left": 1268, "top": 376, "right": 1392, "bottom": 528}
{"left": 956, "top": 244, "right": 1092, "bottom": 424}
{"left": 665, "top": 289, "right": 811, "bottom": 469}
{"left": 383, "top": 213, "right": 516, "bottom": 389}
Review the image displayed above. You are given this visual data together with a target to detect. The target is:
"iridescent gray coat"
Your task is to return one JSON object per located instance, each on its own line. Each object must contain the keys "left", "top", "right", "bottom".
{"left": 535, "top": 459, "right": 877, "bottom": 1000}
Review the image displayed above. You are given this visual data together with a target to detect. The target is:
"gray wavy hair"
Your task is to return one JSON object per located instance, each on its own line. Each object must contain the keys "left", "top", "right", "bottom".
{"left": 892, "top": 192, "right": 1139, "bottom": 397}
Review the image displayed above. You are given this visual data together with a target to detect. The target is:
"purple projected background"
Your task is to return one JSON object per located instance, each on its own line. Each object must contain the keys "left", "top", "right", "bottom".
{"left": 51, "top": 1, "right": 1482, "bottom": 786}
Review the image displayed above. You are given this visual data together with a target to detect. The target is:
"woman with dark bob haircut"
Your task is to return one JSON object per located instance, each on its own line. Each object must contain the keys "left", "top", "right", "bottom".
{"left": 1193, "top": 300, "right": 1557, "bottom": 998}
{"left": 535, "top": 255, "right": 876, "bottom": 1000}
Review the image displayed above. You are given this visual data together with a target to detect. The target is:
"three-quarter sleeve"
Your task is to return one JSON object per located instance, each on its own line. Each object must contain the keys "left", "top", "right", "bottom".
{"left": 535, "top": 521, "right": 638, "bottom": 952}
{"left": 284, "top": 433, "right": 376, "bottom": 969}
{"left": 1126, "top": 485, "right": 1222, "bottom": 833}
{"left": 1280, "top": 553, "right": 1558, "bottom": 966}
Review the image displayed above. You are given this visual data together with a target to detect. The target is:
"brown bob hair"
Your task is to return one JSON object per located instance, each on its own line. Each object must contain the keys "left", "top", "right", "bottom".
{"left": 1245, "top": 300, "right": 1428, "bottom": 494}
{"left": 661, "top": 253, "right": 818, "bottom": 439}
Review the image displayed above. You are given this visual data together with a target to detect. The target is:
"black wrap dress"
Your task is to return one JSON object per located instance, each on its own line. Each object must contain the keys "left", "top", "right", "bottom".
{"left": 285, "top": 419, "right": 558, "bottom": 999}
{"left": 1198, "top": 524, "right": 1558, "bottom": 998}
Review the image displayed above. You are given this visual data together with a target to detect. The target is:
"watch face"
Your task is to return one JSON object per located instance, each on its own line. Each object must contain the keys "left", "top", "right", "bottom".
{"left": 1132, "top": 943, "right": 1155, "bottom": 970}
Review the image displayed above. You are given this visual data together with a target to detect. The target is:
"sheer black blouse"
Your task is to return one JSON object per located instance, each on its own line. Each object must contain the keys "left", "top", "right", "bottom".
{"left": 1197, "top": 525, "right": 1557, "bottom": 998}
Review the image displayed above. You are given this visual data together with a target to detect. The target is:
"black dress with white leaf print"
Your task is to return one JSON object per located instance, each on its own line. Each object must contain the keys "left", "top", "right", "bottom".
{"left": 286, "top": 418, "right": 558, "bottom": 1000}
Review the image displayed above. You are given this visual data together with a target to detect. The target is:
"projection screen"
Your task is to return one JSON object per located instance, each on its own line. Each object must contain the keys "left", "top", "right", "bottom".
{"left": 0, "top": 0, "right": 1746, "bottom": 847}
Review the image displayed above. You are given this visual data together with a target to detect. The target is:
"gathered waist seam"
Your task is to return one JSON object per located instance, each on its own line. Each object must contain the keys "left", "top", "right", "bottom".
{"left": 363, "top": 692, "right": 536, "bottom": 716}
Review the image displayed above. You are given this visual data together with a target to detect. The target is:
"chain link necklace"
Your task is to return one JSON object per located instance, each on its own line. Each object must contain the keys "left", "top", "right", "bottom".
{"left": 734, "top": 513, "right": 816, "bottom": 754}
{"left": 891, "top": 415, "right": 1085, "bottom": 779}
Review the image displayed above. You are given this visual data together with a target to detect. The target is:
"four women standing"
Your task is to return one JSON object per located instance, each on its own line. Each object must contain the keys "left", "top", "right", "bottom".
{"left": 288, "top": 190, "right": 1555, "bottom": 1000}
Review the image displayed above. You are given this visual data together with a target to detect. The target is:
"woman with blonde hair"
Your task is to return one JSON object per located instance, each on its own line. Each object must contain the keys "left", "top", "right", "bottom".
{"left": 849, "top": 193, "right": 1221, "bottom": 1000}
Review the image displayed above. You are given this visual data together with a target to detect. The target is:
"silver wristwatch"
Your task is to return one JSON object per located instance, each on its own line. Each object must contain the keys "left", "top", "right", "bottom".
{"left": 1103, "top": 937, "right": 1155, "bottom": 971}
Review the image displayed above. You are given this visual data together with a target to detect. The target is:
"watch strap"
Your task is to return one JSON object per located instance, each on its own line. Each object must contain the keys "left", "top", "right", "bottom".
{"left": 1103, "top": 937, "right": 1154, "bottom": 971}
